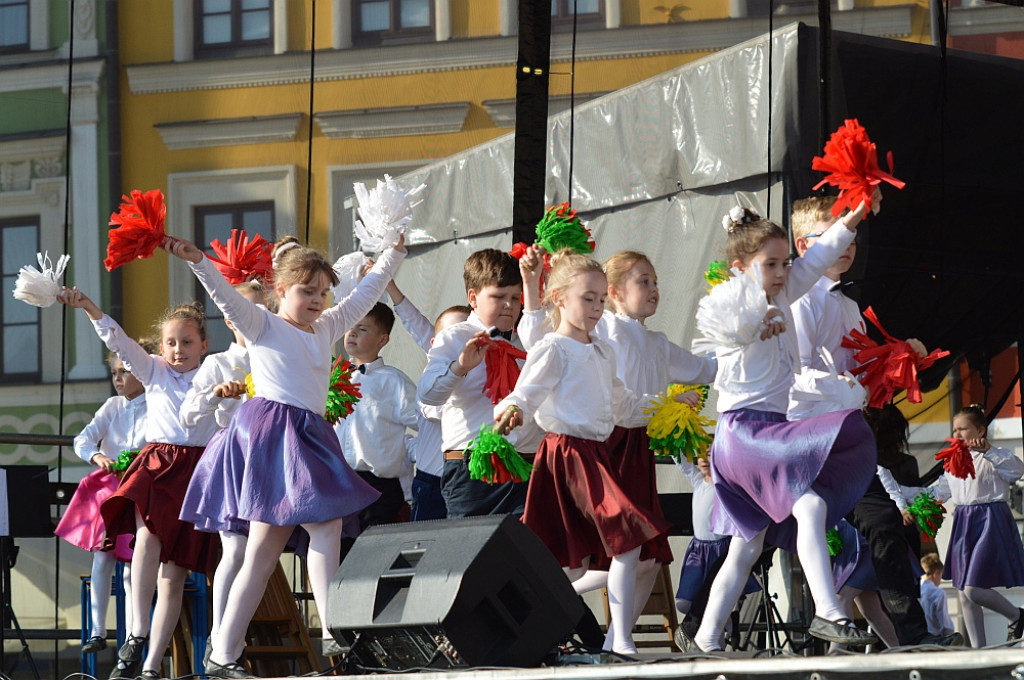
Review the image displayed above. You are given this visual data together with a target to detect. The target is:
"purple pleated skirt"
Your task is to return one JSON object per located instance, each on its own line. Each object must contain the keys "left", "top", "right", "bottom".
{"left": 192, "top": 397, "right": 380, "bottom": 527}
{"left": 831, "top": 520, "right": 879, "bottom": 592}
{"left": 709, "top": 408, "right": 875, "bottom": 552}
{"left": 943, "top": 502, "right": 1024, "bottom": 589}
{"left": 180, "top": 427, "right": 248, "bottom": 535}
{"left": 675, "top": 537, "right": 760, "bottom": 603}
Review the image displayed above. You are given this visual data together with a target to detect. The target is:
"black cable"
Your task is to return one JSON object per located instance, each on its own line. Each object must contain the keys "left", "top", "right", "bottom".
{"left": 567, "top": 0, "right": 578, "bottom": 209}
{"left": 56, "top": 0, "right": 77, "bottom": 668}
{"left": 303, "top": 0, "right": 317, "bottom": 244}
{"left": 766, "top": 0, "right": 774, "bottom": 219}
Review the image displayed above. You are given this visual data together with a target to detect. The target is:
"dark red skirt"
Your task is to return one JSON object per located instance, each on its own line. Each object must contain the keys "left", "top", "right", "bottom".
{"left": 604, "top": 425, "right": 673, "bottom": 564}
{"left": 522, "top": 432, "right": 671, "bottom": 569}
{"left": 100, "top": 442, "right": 218, "bottom": 573}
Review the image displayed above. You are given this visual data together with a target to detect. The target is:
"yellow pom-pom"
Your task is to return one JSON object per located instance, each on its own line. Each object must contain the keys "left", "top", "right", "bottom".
{"left": 245, "top": 372, "right": 256, "bottom": 399}
{"left": 644, "top": 384, "right": 715, "bottom": 462}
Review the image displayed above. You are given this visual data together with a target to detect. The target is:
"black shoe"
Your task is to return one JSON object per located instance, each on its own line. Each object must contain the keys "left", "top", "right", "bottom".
{"left": 1007, "top": 607, "right": 1024, "bottom": 642}
{"left": 82, "top": 635, "right": 107, "bottom": 653}
{"left": 673, "top": 623, "right": 696, "bottom": 653}
{"left": 205, "top": 659, "right": 253, "bottom": 679}
{"left": 203, "top": 634, "right": 213, "bottom": 669}
{"left": 808, "top": 616, "right": 878, "bottom": 646}
{"left": 109, "top": 634, "right": 147, "bottom": 680}
{"left": 137, "top": 671, "right": 160, "bottom": 680}
{"left": 918, "top": 631, "right": 963, "bottom": 647}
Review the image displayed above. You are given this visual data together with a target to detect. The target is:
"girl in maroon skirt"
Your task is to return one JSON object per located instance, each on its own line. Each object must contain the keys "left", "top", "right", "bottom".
{"left": 495, "top": 250, "right": 670, "bottom": 655}
{"left": 60, "top": 289, "right": 220, "bottom": 680}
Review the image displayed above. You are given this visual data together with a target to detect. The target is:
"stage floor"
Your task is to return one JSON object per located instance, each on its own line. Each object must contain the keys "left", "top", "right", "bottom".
{"left": 258, "top": 647, "right": 1024, "bottom": 680}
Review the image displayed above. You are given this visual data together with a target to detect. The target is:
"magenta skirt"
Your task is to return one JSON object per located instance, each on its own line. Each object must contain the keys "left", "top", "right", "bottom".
{"left": 55, "top": 468, "right": 133, "bottom": 561}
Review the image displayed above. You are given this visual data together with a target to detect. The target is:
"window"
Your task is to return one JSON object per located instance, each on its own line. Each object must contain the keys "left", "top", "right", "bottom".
{"left": 194, "top": 202, "right": 275, "bottom": 352}
{"left": 353, "top": 0, "right": 434, "bottom": 46}
{"left": 551, "top": 0, "right": 603, "bottom": 29}
{"left": 0, "top": 0, "right": 29, "bottom": 53}
{"left": 1, "top": 218, "right": 41, "bottom": 383}
{"left": 195, "top": 0, "right": 273, "bottom": 57}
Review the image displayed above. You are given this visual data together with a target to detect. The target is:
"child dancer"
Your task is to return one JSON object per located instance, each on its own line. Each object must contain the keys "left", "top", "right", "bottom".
{"left": 167, "top": 233, "right": 404, "bottom": 678}
{"left": 56, "top": 347, "right": 151, "bottom": 653}
{"left": 179, "top": 280, "right": 269, "bottom": 665}
{"left": 518, "top": 248, "right": 716, "bottom": 632}
{"left": 692, "top": 203, "right": 878, "bottom": 652}
{"left": 59, "top": 291, "right": 219, "bottom": 680}
{"left": 494, "top": 250, "right": 671, "bottom": 655}
{"left": 943, "top": 404, "right": 1024, "bottom": 647}
{"left": 828, "top": 519, "right": 900, "bottom": 652}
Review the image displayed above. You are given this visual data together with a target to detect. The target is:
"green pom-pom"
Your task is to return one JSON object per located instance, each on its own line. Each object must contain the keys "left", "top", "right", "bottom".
{"left": 534, "top": 203, "right": 595, "bottom": 255}
{"left": 704, "top": 260, "right": 730, "bottom": 291}
{"left": 907, "top": 491, "right": 946, "bottom": 540}
{"left": 110, "top": 449, "right": 139, "bottom": 476}
{"left": 324, "top": 358, "right": 362, "bottom": 424}
{"left": 467, "top": 424, "right": 532, "bottom": 485}
{"left": 826, "top": 528, "right": 844, "bottom": 557}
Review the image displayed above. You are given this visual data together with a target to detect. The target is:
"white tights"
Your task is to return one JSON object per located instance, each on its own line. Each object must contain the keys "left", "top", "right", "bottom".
{"left": 695, "top": 489, "right": 845, "bottom": 650}
{"left": 827, "top": 587, "right": 899, "bottom": 653}
{"left": 212, "top": 532, "right": 248, "bottom": 638}
{"left": 958, "top": 585, "right": 1020, "bottom": 647}
{"left": 130, "top": 510, "right": 188, "bottom": 674}
{"left": 88, "top": 551, "right": 133, "bottom": 638}
{"left": 211, "top": 519, "right": 342, "bottom": 666}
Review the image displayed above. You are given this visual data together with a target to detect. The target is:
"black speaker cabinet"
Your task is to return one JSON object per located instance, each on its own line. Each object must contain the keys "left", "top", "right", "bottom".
{"left": 327, "top": 514, "right": 584, "bottom": 670}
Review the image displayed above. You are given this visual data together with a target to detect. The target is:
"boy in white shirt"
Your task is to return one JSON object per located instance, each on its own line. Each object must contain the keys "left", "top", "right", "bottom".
{"left": 920, "top": 553, "right": 956, "bottom": 637}
{"left": 335, "top": 302, "right": 418, "bottom": 537}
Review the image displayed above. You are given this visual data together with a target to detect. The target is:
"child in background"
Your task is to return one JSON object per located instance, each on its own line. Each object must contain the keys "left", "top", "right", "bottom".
{"left": 828, "top": 519, "right": 900, "bottom": 652}
{"left": 518, "top": 248, "right": 716, "bottom": 635}
{"left": 943, "top": 404, "right": 1024, "bottom": 647}
{"left": 178, "top": 279, "right": 270, "bottom": 665}
{"left": 494, "top": 250, "right": 670, "bottom": 655}
{"left": 169, "top": 233, "right": 403, "bottom": 677}
{"left": 336, "top": 302, "right": 418, "bottom": 536}
{"left": 673, "top": 454, "right": 758, "bottom": 650}
{"left": 920, "top": 553, "right": 955, "bottom": 638}
{"left": 418, "top": 249, "right": 543, "bottom": 518}
{"left": 56, "top": 345, "right": 153, "bottom": 653}
{"left": 59, "top": 290, "right": 218, "bottom": 680}
{"left": 692, "top": 203, "right": 878, "bottom": 652}
{"left": 387, "top": 279, "right": 472, "bottom": 521}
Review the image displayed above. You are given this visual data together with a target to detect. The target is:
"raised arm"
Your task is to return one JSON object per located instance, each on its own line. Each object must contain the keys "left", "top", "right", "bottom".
{"left": 321, "top": 246, "right": 406, "bottom": 342}
{"left": 390, "top": 283, "right": 434, "bottom": 353}
{"left": 787, "top": 201, "right": 866, "bottom": 301}
{"left": 59, "top": 287, "right": 157, "bottom": 383}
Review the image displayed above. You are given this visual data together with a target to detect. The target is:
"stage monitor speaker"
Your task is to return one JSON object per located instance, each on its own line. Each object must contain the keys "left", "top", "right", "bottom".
{"left": 327, "top": 514, "right": 584, "bottom": 671}
{"left": 0, "top": 466, "right": 53, "bottom": 538}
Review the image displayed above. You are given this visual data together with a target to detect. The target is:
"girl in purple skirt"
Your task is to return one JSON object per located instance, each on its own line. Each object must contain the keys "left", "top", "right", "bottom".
{"left": 943, "top": 404, "right": 1024, "bottom": 647}
{"left": 167, "top": 234, "right": 404, "bottom": 678}
{"left": 691, "top": 202, "right": 878, "bottom": 652}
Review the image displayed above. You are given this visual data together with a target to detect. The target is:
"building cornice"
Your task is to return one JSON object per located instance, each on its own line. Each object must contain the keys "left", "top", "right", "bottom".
{"left": 155, "top": 113, "right": 303, "bottom": 150}
{"left": 125, "top": 7, "right": 913, "bottom": 94}
{"left": 948, "top": 4, "right": 1024, "bottom": 37}
{"left": 314, "top": 102, "right": 470, "bottom": 139}
{"left": 0, "top": 57, "right": 104, "bottom": 94}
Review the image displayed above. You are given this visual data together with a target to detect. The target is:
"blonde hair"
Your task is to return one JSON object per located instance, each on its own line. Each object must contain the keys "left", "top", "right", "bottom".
{"left": 724, "top": 210, "right": 788, "bottom": 267}
{"left": 543, "top": 249, "right": 605, "bottom": 330}
{"left": 272, "top": 236, "right": 339, "bottom": 291}
{"left": 154, "top": 302, "right": 207, "bottom": 341}
{"left": 235, "top": 279, "right": 276, "bottom": 312}
{"left": 920, "top": 552, "right": 943, "bottom": 577}
{"left": 791, "top": 196, "right": 844, "bottom": 239}
{"left": 603, "top": 251, "right": 651, "bottom": 290}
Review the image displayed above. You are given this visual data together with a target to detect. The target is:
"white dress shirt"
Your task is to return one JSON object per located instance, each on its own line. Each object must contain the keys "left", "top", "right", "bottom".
{"left": 336, "top": 358, "right": 418, "bottom": 478}
{"left": 91, "top": 315, "right": 217, "bottom": 446}
{"left": 392, "top": 296, "right": 445, "bottom": 477}
{"left": 919, "top": 578, "right": 955, "bottom": 636}
{"left": 947, "top": 445, "right": 1024, "bottom": 506}
{"left": 676, "top": 460, "right": 725, "bottom": 542}
{"left": 876, "top": 466, "right": 951, "bottom": 511}
{"left": 189, "top": 249, "right": 403, "bottom": 416}
{"left": 74, "top": 394, "right": 149, "bottom": 463}
{"left": 180, "top": 342, "right": 250, "bottom": 430}
{"left": 495, "top": 334, "right": 650, "bottom": 441}
{"left": 418, "top": 312, "right": 543, "bottom": 453}
{"left": 708, "top": 220, "right": 857, "bottom": 414}
{"left": 792, "top": 276, "right": 866, "bottom": 375}
{"left": 518, "top": 309, "right": 717, "bottom": 394}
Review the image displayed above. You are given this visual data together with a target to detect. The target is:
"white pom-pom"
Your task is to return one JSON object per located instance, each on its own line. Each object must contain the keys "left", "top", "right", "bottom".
{"left": 12, "top": 252, "right": 70, "bottom": 308}
{"left": 352, "top": 174, "right": 426, "bottom": 252}
{"left": 330, "top": 250, "right": 370, "bottom": 301}
{"left": 788, "top": 347, "right": 867, "bottom": 419}
{"left": 692, "top": 264, "right": 768, "bottom": 352}
{"left": 722, "top": 206, "right": 746, "bottom": 231}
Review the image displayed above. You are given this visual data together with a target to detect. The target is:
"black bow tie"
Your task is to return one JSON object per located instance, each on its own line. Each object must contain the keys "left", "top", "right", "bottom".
{"left": 489, "top": 328, "right": 513, "bottom": 341}
{"left": 828, "top": 281, "right": 857, "bottom": 294}
{"left": 356, "top": 363, "right": 367, "bottom": 374}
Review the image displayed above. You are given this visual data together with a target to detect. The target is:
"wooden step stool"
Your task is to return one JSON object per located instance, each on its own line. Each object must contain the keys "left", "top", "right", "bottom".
{"left": 602, "top": 563, "right": 680, "bottom": 651}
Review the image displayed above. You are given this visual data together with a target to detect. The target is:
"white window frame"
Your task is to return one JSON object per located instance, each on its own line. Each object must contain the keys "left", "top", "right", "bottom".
{"left": 327, "top": 160, "right": 427, "bottom": 256}
{"left": 166, "top": 166, "right": 297, "bottom": 303}
{"left": 174, "top": 0, "right": 288, "bottom": 62}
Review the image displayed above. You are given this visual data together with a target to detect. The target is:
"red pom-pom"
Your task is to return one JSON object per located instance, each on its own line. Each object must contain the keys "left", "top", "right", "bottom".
{"left": 841, "top": 307, "right": 949, "bottom": 408}
{"left": 105, "top": 189, "right": 167, "bottom": 271}
{"left": 483, "top": 340, "right": 527, "bottom": 405}
{"left": 935, "top": 438, "right": 976, "bottom": 480}
{"left": 206, "top": 229, "right": 274, "bottom": 286}
{"left": 510, "top": 242, "right": 529, "bottom": 259}
{"left": 811, "top": 119, "right": 906, "bottom": 217}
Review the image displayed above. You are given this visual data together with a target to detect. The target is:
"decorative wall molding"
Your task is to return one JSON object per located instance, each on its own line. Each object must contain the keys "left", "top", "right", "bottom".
{"left": 315, "top": 102, "right": 470, "bottom": 139}
{"left": 948, "top": 4, "right": 1024, "bottom": 36}
{"left": 0, "top": 58, "right": 104, "bottom": 95}
{"left": 482, "top": 91, "right": 611, "bottom": 128}
{"left": 126, "top": 7, "right": 913, "bottom": 94}
{"left": 0, "top": 136, "right": 65, "bottom": 192}
{"left": 155, "top": 113, "right": 302, "bottom": 150}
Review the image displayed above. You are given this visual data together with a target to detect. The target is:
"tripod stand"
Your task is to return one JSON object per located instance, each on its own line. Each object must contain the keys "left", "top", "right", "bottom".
{"left": 1, "top": 537, "right": 40, "bottom": 680}
{"left": 737, "top": 549, "right": 811, "bottom": 655}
